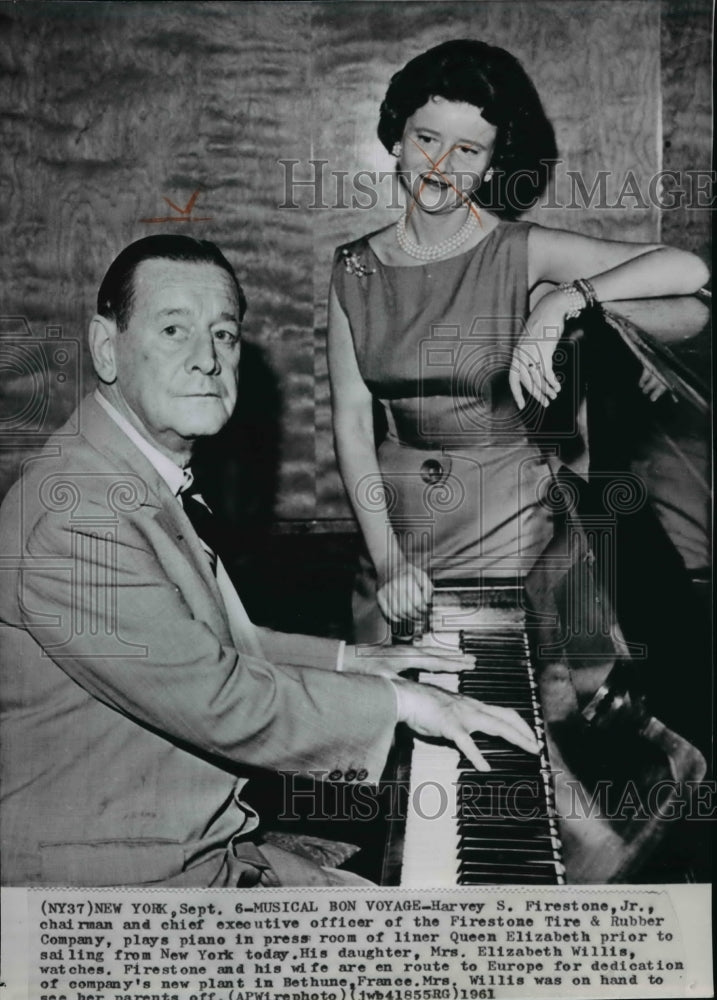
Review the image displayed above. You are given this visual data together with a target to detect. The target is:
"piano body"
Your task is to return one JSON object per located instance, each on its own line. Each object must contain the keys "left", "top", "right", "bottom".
{"left": 381, "top": 294, "right": 712, "bottom": 887}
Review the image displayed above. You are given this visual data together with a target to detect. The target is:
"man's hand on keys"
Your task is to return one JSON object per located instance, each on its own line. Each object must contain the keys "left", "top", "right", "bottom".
{"left": 341, "top": 643, "right": 473, "bottom": 678}
{"left": 392, "top": 676, "right": 539, "bottom": 772}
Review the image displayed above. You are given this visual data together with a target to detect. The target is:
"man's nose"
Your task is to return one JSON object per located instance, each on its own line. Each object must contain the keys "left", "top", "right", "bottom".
{"left": 186, "top": 331, "right": 220, "bottom": 375}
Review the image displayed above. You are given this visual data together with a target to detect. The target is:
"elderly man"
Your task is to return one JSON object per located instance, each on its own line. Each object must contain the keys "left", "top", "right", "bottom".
{"left": 0, "top": 235, "right": 536, "bottom": 887}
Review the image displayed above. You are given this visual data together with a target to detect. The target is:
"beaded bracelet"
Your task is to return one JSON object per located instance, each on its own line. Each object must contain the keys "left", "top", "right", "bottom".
{"left": 557, "top": 282, "right": 588, "bottom": 319}
{"left": 557, "top": 278, "right": 600, "bottom": 319}
{"left": 574, "top": 277, "right": 598, "bottom": 308}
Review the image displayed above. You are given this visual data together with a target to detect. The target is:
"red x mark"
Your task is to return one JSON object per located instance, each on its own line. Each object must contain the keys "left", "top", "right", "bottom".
{"left": 405, "top": 136, "right": 483, "bottom": 225}
{"left": 140, "top": 189, "right": 213, "bottom": 223}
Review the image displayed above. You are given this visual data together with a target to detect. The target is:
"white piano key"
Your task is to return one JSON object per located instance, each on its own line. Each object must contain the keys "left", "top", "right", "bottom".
{"left": 401, "top": 672, "right": 460, "bottom": 887}
{"left": 400, "top": 739, "right": 460, "bottom": 887}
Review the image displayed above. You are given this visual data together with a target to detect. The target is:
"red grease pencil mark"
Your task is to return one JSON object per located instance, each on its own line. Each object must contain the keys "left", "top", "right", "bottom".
{"left": 405, "top": 137, "right": 483, "bottom": 225}
{"left": 141, "top": 189, "right": 212, "bottom": 223}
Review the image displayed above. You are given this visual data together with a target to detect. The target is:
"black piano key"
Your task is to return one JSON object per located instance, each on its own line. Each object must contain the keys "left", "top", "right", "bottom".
{"left": 459, "top": 844, "right": 558, "bottom": 860}
{"left": 459, "top": 811, "right": 550, "bottom": 824}
{"left": 458, "top": 856, "right": 562, "bottom": 873}
{"left": 459, "top": 770, "right": 545, "bottom": 785}
{"left": 458, "top": 846, "right": 556, "bottom": 862}
{"left": 459, "top": 855, "right": 560, "bottom": 874}
{"left": 462, "top": 652, "right": 528, "bottom": 661}
{"left": 459, "top": 847, "right": 558, "bottom": 862}
{"left": 458, "top": 818, "right": 553, "bottom": 835}
{"left": 460, "top": 664, "right": 529, "bottom": 674}
{"left": 467, "top": 750, "right": 546, "bottom": 764}
{"left": 457, "top": 783, "right": 547, "bottom": 803}
{"left": 461, "top": 647, "right": 526, "bottom": 653}
{"left": 459, "top": 865, "right": 560, "bottom": 884}
{"left": 457, "top": 806, "right": 552, "bottom": 823}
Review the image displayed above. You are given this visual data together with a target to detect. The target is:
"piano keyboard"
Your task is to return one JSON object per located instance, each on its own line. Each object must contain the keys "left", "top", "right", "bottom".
{"left": 399, "top": 609, "right": 565, "bottom": 886}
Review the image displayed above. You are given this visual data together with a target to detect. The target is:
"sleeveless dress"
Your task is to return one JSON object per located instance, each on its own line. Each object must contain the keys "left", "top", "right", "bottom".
{"left": 332, "top": 220, "right": 554, "bottom": 643}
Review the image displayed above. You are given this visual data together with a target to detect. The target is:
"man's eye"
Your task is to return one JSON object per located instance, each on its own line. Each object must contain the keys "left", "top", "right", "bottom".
{"left": 163, "top": 325, "right": 179, "bottom": 336}
{"left": 214, "top": 329, "right": 239, "bottom": 345}
{"left": 459, "top": 146, "right": 480, "bottom": 156}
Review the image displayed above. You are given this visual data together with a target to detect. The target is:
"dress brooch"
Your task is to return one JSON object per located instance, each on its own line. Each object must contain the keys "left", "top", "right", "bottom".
{"left": 340, "top": 247, "right": 375, "bottom": 277}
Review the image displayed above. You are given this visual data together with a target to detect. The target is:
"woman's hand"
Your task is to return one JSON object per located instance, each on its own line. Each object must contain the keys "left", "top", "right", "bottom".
{"left": 638, "top": 361, "right": 670, "bottom": 403}
{"left": 376, "top": 560, "right": 432, "bottom": 629}
{"left": 509, "top": 290, "right": 567, "bottom": 409}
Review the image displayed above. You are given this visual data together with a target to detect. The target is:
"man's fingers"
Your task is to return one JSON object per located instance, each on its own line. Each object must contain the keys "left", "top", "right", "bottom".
{"left": 453, "top": 729, "right": 491, "bottom": 772}
{"left": 469, "top": 701, "right": 539, "bottom": 754}
{"left": 396, "top": 683, "right": 539, "bottom": 771}
{"left": 414, "top": 650, "right": 473, "bottom": 673}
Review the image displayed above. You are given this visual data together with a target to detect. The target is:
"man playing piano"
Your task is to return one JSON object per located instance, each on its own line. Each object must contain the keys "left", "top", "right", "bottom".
{"left": 0, "top": 234, "right": 538, "bottom": 888}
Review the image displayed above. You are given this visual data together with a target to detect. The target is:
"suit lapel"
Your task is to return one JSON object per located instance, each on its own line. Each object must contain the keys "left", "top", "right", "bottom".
{"left": 79, "top": 394, "right": 167, "bottom": 509}
{"left": 77, "top": 393, "right": 232, "bottom": 640}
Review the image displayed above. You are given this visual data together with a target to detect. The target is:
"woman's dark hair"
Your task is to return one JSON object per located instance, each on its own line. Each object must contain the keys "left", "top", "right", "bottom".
{"left": 97, "top": 234, "right": 247, "bottom": 330}
{"left": 378, "top": 39, "right": 557, "bottom": 218}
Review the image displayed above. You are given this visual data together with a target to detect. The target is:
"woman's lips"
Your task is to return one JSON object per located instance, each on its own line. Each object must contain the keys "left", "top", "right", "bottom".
{"left": 420, "top": 174, "right": 449, "bottom": 188}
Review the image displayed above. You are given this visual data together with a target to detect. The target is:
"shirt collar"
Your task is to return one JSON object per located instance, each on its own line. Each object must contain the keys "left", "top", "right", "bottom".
{"left": 94, "top": 389, "right": 192, "bottom": 497}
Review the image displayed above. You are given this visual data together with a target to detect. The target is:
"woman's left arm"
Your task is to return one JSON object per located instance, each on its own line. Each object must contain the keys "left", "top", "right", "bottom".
{"left": 509, "top": 227, "right": 710, "bottom": 408}
{"left": 528, "top": 225, "right": 709, "bottom": 300}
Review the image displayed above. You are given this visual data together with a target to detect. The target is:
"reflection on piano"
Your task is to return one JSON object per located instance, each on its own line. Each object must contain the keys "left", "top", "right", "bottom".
{"left": 381, "top": 295, "right": 712, "bottom": 887}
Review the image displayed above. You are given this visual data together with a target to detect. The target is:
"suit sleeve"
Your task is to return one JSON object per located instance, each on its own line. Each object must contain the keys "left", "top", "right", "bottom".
{"left": 19, "top": 508, "right": 396, "bottom": 782}
{"left": 256, "top": 626, "right": 342, "bottom": 670}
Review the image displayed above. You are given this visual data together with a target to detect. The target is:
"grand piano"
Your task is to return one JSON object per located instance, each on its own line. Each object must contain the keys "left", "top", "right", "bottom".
{"left": 379, "top": 293, "right": 712, "bottom": 887}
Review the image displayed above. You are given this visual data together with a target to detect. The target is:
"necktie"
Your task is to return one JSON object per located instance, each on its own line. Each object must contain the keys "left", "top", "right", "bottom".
{"left": 180, "top": 489, "right": 265, "bottom": 659}
{"left": 180, "top": 490, "right": 222, "bottom": 572}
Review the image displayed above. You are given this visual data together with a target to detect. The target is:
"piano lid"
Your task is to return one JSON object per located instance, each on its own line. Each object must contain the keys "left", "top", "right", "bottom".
{"left": 584, "top": 293, "right": 711, "bottom": 576}
{"left": 601, "top": 293, "right": 710, "bottom": 412}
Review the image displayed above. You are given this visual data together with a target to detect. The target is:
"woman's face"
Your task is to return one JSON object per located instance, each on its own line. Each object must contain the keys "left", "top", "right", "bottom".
{"left": 398, "top": 96, "right": 497, "bottom": 213}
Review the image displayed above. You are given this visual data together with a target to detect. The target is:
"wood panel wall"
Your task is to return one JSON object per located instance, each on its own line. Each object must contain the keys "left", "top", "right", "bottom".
{"left": 660, "top": 0, "right": 713, "bottom": 257}
{"left": 0, "top": 1, "right": 711, "bottom": 528}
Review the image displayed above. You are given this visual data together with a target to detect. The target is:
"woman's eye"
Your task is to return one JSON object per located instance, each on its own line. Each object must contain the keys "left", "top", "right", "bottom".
{"left": 163, "top": 325, "right": 178, "bottom": 336}
{"left": 416, "top": 134, "right": 435, "bottom": 144}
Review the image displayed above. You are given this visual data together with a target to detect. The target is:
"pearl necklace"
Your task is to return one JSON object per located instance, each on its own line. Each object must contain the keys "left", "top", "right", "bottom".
{"left": 396, "top": 208, "right": 479, "bottom": 261}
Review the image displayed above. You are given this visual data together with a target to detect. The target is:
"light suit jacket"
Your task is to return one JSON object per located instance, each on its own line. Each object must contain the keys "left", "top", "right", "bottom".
{"left": 0, "top": 393, "right": 396, "bottom": 885}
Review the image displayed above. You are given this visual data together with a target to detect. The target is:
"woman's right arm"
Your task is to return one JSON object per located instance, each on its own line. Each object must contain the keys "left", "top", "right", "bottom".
{"left": 327, "top": 282, "right": 431, "bottom": 628}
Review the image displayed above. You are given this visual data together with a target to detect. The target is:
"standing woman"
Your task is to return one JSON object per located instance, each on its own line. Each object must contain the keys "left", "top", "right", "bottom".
{"left": 328, "top": 40, "right": 708, "bottom": 644}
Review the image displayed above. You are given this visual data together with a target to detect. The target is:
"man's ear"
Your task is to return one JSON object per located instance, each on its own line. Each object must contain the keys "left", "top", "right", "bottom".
{"left": 88, "top": 314, "right": 119, "bottom": 383}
